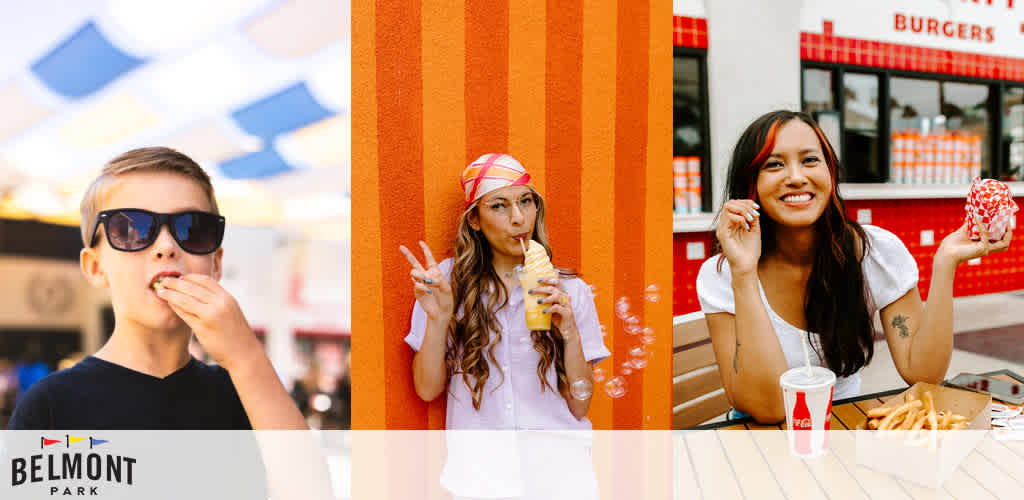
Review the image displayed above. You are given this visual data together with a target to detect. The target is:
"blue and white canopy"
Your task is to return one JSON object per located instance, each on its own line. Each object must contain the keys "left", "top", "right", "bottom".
{"left": 0, "top": 0, "right": 350, "bottom": 238}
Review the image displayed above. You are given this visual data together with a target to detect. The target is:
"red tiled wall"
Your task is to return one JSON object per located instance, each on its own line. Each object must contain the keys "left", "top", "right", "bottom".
{"left": 673, "top": 16, "right": 707, "bottom": 49}
{"left": 673, "top": 231, "right": 715, "bottom": 315}
{"left": 673, "top": 198, "right": 1024, "bottom": 315}
{"left": 801, "top": 29, "right": 1024, "bottom": 81}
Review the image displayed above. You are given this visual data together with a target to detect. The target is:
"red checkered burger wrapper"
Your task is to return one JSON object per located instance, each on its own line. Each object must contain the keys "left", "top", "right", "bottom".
{"left": 965, "top": 178, "right": 1018, "bottom": 241}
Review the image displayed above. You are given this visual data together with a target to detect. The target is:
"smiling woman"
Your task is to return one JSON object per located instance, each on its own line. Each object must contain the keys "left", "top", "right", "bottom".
{"left": 695, "top": 110, "right": 1013, "bottom": 424}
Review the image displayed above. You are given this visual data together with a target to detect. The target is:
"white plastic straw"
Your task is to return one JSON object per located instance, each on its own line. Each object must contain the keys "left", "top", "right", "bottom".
{"left": 800, "top": 334, "right": 813, "bottom": 377}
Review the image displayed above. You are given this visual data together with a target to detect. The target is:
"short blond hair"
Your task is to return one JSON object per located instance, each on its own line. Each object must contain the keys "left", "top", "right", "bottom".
{"left": 80, "top": 147, "right": 219, "bottom": 247}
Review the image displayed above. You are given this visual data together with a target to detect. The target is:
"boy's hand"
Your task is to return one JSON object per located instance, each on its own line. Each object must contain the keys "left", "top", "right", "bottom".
{"left": 156, "top": 274, "right": 263, "bottom": 373}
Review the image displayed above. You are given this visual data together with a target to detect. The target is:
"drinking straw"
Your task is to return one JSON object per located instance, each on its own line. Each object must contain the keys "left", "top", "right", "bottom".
{"left": 801, "top": 334, "right": 813, "bottom": 378}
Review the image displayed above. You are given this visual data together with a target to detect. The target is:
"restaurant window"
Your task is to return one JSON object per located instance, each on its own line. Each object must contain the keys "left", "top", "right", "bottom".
{"left": 1003, "top": 87, "right": 1024, "bottom": 181}
{"left": 890, "top": 78, "right": 990, "bottom": 183}
{"left": 843, "top": 73, "right": 881, "bottom": 182}
{"left": 673, "top": 51, "right": 709, "bottom": 214}
{"left": 802, "top": 68, "right": 834, "bottom": 115}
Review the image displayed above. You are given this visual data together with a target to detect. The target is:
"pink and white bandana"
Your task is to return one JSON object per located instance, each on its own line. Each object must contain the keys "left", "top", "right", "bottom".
{"left": 461, "top": 153, "right": 532, "bottom": 207}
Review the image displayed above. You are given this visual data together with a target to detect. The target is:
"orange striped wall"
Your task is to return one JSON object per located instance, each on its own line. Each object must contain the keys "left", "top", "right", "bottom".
{"left": 352, "top": 0, "right": 672, "bottom": 433}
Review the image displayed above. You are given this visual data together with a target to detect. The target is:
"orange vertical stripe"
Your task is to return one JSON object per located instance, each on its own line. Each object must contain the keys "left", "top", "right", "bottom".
{"left": 351, "top": 0, "right": 382, "bottom": 432}
{"left": 422, "top": 0, "right": 468, "bottom": 430}
{"left": 465, "top": 0, "right": 510, "bottom": 160}
{"left": 643, "top": 0, "right": 673, "bottom": 431}
{"left": 643, "top": 2, "right": 674, "bottom": 498}
{"left": 351, "top": 0, "right": 384, "bottom": 496}
{"left": 580, "top": 0, "right": 617, "bottom": 431}
{"left": 545, "top": 0, "right": 584, "bottom": 272}
{"left": 376, "top": 0, "right": 426, "bottom": 430}
{"left": 613, "top": 0, "right": 649, "bottom": 430}
{"left": 508, "top": 0, "right": 546, "bottom": 195}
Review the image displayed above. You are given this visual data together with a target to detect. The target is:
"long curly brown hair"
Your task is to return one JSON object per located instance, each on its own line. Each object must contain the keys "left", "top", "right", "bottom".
{"left": 448, "top": 187, "right": 571, "bottom": 410}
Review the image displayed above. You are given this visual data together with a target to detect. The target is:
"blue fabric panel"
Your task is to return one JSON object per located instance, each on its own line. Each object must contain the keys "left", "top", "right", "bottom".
{"left": 231, "top": 82, "right": 333, "bottom": 139}
{"left": 31, "top": 21, "right": 144, "bottom": 98}
{"left": 218, "top": 148, "right": 294, "bottom": 179}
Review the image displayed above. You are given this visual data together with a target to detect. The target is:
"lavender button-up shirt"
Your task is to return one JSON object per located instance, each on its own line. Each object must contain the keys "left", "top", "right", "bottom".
{"left": 405, "top": 258, "right": 611, "bottom": 430}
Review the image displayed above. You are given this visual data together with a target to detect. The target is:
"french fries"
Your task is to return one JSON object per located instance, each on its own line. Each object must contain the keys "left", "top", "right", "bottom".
{"left": 861, "top": 392, "right": 970, "bottom": 432}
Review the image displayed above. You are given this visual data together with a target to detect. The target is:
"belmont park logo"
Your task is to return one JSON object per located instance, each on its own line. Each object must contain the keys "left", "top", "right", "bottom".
{"left": 9, "top": 435, "right": 136, "bottom": 496}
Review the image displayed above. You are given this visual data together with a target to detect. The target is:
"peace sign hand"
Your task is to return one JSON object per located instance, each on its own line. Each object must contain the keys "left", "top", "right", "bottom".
{"left": 399, "top": 241, "right": 454, "bottom": 323}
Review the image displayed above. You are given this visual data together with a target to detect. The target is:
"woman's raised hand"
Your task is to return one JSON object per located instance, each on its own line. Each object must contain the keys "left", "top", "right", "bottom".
{"left": 717, "top": 199, "right": 762, "bottom": 275}
{"left": 938, "top": 216, "right": 1013, "bottom": 266}
{"left": 400, "top": 241, "right": 454, "bottom": 322}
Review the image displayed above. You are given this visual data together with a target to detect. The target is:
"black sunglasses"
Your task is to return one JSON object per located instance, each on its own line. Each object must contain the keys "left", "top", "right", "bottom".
{"left": 89, "top": 209, "right": 225, "bottom": 255}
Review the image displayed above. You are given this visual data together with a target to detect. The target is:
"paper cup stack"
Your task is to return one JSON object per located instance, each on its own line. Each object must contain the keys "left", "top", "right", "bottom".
{"left": 965, "top": 177, "right": 1018, "bottom": 242}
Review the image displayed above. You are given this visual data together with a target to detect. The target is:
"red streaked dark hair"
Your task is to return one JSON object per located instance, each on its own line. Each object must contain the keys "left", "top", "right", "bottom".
{"left": 745, "top": 119, "right": 782, "bottom": 201}
{"left": 710, "top": 110, "right": 875, "bottom": 378}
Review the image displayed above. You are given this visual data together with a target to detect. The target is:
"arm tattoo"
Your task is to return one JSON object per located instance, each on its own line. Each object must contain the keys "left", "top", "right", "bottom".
{"left": 733, "top": 338, "right": 741, "bottom": 373}
{"left": 892, "top": 314, "right": 910, "bottom": 338}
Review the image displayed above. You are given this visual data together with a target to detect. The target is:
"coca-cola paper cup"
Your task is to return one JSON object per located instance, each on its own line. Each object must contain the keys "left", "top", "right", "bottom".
{"left": 965, "top": 177, "right": 1018, "bottom": 242}
{"left": 780, "top": 366, "right": 836, "bottom": 458}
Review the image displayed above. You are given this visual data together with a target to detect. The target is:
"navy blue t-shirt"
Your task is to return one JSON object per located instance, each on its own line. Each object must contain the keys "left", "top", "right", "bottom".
{"left": 7, "top": 356, "right": 252, "bottom": 430}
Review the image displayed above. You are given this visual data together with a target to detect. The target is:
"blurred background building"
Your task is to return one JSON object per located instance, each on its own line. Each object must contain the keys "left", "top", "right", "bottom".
{"left": 0, "top": 0, "right": 351, "bottom": 430}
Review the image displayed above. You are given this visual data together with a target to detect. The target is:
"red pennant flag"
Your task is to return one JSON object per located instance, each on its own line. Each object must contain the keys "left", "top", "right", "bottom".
{"left": 42, "top": 438, "right": 62, "bottom": 446}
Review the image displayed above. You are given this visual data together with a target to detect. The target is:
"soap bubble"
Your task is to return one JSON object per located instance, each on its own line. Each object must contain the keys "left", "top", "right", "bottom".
{"left": 644, "top": 284, "right": 661, "bottom": 303}
{"left": 604, "top": 377, "right": 627, "bottom": 398}
{"left": 614, "top": 297, "right": 631, "bottom": 319}
{"left": 640, "top": 327, "right": 656, "bottom": 345}
{"left": 592, "top": 366, "right": 607, "bottom": 383}
{"left": 625, "top": 315, "right": 641, "bottom": 335}
{"left": 620, "top": 362, "right": 633, "bottom": 375}
{"left": 570, "top": 379, "right": 594, "bottom": 400}
{"left": 629, "top": 346, "right": 650, "bottom": 369}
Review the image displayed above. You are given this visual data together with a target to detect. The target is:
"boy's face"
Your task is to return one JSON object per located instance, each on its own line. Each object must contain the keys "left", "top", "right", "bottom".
{"left": 81, "top": 171, "right": 223, "bottom": 332}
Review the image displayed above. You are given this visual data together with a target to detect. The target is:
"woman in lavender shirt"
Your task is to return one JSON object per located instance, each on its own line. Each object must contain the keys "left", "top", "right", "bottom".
{"left": 401, "top": 153, "right": 608, "bottom": 499}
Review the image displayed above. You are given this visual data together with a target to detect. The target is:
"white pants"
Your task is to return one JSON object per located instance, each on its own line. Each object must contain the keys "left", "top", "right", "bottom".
{"left": 443, "top": 430, "right": 600, "bottom": 500}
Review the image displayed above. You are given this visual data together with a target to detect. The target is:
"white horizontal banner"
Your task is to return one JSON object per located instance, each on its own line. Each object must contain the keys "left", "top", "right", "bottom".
{"left": 2, "top": 430, "right": 1020, "bottom": 499}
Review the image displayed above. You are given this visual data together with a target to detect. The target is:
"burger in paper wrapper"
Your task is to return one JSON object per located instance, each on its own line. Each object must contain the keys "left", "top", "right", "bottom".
{"left": 965, "top": 178, "right": 1018, "bottom": 242}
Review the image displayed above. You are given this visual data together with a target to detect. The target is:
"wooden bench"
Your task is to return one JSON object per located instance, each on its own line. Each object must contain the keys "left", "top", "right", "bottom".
{"left": 672, "top": 312, "right": 731, "bottom": 429}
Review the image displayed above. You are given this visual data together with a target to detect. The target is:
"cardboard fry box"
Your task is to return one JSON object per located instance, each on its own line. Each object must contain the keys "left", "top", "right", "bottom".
{"left": 855, "top": 382, "right": 991, "bottom": 488}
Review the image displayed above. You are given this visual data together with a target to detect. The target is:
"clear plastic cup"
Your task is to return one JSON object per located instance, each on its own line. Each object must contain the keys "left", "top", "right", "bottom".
{"left": 515, "top": 265, "right": 554, "bottom": 331}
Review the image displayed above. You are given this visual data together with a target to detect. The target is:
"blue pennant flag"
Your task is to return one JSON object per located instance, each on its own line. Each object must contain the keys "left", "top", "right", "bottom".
{"left": 90, "top": 438, "right": 109, "bottom": 449}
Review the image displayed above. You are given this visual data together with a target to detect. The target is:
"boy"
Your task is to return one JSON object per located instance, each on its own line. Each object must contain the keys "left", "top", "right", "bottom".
{"left": 7, "top": 147, "right": 307, "bottom": 430}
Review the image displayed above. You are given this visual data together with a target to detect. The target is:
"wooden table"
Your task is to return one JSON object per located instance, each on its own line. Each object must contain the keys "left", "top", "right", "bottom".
{"left": 674, "top": 370, "right": 1024, "bottom": 499}
{"left": 691, "top": 369, "right": 1024, "bottom": 431}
